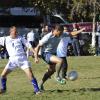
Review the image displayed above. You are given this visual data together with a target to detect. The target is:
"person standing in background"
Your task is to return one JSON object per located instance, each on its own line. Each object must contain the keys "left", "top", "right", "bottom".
{"left": 72, "top": 23, "right": 80, "bottom": 56}
{"left": 27, "top": 29, "right": 36, "bottom": 58}
{"left": 96, "top": 22, "right": 100, "bottom": 56}
{"left": 41, "top": 24, "right": 49, "bottom": 38}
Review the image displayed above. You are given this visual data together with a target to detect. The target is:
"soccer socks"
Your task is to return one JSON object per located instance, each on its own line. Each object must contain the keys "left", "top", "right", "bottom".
{"left": 42, "top": 71, "right": 54, "bottom": 82}
{"left": 1, "top": 77, "right": 7, "bottom": 91}
{"left": 31, "top": 78, "right": 39, "bottom": 93}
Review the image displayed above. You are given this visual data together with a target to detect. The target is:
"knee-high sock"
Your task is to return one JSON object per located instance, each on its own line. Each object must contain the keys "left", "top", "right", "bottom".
{"left": 40, "top": 70, "right": 54, "bottom": 86}
{"left": 31, "top": 78, "right": 39, "bottom": 93}
{"left": 1, "top": 77, "right": 7, "bottom": 90}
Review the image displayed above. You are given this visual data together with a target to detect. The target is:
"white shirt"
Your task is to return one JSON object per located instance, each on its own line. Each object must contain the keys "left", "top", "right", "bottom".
{"left": 27, "top": 31, "right": 35, "bottom": 42}
{"left": 0, "top": 36, "right": 32, "bottom": 57}
{"left": 57, "top": 33, "right": 71, "bottom": 57}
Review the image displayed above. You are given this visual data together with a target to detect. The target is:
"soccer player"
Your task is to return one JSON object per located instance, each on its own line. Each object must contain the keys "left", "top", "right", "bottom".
{"left": 27, "top": 29, "right": 36, "bottom": 58}
{"left": 0, "top": 26, "right": 40, "bottom": 94}
{"left": 35, "top": 24, "right": 85, "bottom": 90}
{"left": 56, "top": 26, "right": 71, "bottom": 83}
{"left": 56, "top": 26, "right": 85, "bottom": 82}
{"left": 35, "top": 25, "right": 64, "bottom": 90}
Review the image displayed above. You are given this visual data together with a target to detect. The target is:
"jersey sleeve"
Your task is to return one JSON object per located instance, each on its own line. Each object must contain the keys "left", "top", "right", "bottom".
{"left": 0, "top": 37, "right": 5, "bottom": 46}
{"left": 21, "top": 37, "right": 32, "bottom": 49}
{"left": 39, "top": 32, "right": 52, "bottom": 46}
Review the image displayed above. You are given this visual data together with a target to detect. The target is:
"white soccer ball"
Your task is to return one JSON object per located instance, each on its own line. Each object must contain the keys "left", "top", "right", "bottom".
{"left": 68, "top": 71, "right": 78, "bottom": 81}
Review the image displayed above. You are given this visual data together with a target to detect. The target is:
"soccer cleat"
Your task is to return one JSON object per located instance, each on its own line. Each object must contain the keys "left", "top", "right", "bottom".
{"left": 55, "top": 77, "right": 61, "bottom": 82}
{"left": 55, "top": 77, "right": 66, "bottom": 85}
{"left": 35, "top": 91, "right": 41, "bottom": 95}
{"left": 39, "top": 85, "right": 45, "bottom": 92}
{"left": 60, "top": 79, "right": 66, "bottom": 84}
{"left": 0, "top": 89, "right": 6, "bottom": 94}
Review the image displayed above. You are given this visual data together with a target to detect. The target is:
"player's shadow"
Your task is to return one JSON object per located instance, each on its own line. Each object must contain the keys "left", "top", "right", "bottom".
{"left": 47, "top": 87, "right": 100, "bottom": 93}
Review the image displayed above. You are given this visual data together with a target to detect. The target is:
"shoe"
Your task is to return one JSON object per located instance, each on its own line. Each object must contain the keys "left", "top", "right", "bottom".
{"left": 55, "top": 77, "right": 66, "bottom": 85}
{"left": 39, "top": 85, "right": 44, "bottom": 92}
{"left": 55, "top": 77, "right": 61, "bottom": 83}
{"left": 60, "top": 79, "right": 66, "bottom": 84}
{"left": 0, "top": 89, "right": 6, "bottom": 94}
{"left": 35, "top": 91, "right": 41, "bottom": 95}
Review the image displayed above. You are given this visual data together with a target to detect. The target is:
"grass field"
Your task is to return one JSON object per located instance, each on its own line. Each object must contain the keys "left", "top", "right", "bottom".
{"left": 0, "top": 56, "right": 100, "bottom": 100}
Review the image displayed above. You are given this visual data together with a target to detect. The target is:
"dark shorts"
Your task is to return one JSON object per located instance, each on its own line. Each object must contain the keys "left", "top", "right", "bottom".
{"left": 29, "top": 41, "right": 36, "bottom": 48}
{"left": 41, "top": 52, "right": 56, "bottom": 65}
{"left": 60, "top": 57, "right": 68, "bottom": 68}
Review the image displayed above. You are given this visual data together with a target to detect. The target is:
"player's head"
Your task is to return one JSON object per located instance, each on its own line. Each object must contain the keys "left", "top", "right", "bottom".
{"left": 52, "top": 24, "right": 63, "bottom": 36}
{"left": 42, "top": 24, "right": 49, "bottom": 32}
{"left": 9, "top": 26, "right": 17, "bottom": 38}
{"left": 45, "top": 25, "right": 49, "bottom": 32}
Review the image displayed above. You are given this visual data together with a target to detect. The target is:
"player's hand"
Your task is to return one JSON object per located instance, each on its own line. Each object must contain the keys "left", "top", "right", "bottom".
{"left": 82, "top": 27, "right": 86, "bottom": 31}
{"left": 34, "top": 57, "right": 39, "bottom": 63}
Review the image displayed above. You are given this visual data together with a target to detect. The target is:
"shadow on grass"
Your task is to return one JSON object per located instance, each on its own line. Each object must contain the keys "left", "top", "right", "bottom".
{"left": 80, "top": 77, "right": 100, "bottom": 80}
{"left": 5, "top": 87, "right": 100, "bottom": 96}
{"left": 46, "top": 87, "right": 100, "bottom": 93}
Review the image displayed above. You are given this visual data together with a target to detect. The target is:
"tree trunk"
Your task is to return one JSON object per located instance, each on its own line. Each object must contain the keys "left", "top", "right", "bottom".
{"left": 91, "top": 2, "right": 96, "bottom": 47}
{"left": 91, "top": 17, "right": 96, "bottom": 47}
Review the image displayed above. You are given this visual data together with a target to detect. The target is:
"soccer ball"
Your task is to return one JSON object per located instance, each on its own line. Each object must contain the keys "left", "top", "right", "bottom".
{"left": 67, "top": 71, "right": 78, "bottom": 81}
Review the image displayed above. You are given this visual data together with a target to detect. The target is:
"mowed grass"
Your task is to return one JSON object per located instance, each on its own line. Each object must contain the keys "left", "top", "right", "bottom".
{"left": 0, "top": 56, "right": 100, "bottom": 100}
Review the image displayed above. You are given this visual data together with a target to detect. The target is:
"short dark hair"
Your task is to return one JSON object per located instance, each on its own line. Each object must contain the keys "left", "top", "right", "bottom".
{"left": 9, "top": 26, "right": 17, "bottom": 30}
{"left": 9, "top": 26, "right": 17, "bottom": 33}
{"left": 52, "top": 24, "right": 64, "bottom": 31}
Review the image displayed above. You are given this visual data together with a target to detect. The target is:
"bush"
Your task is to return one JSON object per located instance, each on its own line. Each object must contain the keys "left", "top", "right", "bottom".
{"left": 88, "top": 45, "right": 96, "bottom": 55}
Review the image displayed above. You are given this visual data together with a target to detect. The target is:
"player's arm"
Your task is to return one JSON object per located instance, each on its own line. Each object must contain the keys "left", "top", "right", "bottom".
{"left": 34, "top": 44, "right": 42, "bottom": 63}
{"left": 0, "top": 37, "right": 5, "bottom": 46}
{"left": 34, "top": 33, "right": 51, "bottom": 63}
{"left": 34, "top": 38, "right": 48, "bottom": 63}
{"left": 70, "top": 27, "right": 85, "bottom": 36}
{"left": 29, "top": 46, "right": 35, "bottom": 54}
{"left": 21, "top": 37, "right": 35, "bottom": 53}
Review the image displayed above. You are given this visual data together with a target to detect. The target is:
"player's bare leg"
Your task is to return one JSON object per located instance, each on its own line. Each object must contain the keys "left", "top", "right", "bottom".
{"left": 50, "top": 55, "right": 63, "bottom": 78}
{"left": 39, "top": 64, "right": 56, "bottom": 91}
{"left": 50, "top": 56, "right": 66, "bottom": 84}
{"left": 23, "top": 67, "right": 40, "bottom": 94}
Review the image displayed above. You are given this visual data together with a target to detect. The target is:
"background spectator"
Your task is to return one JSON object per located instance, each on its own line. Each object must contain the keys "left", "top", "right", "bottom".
{"left": 71, "top": 23, "right": 80, "bottom": 56}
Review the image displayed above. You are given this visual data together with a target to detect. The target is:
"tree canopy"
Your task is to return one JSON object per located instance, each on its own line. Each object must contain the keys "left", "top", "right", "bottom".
{"left": 0, "top": 0, "right": 100, "bottom": 22}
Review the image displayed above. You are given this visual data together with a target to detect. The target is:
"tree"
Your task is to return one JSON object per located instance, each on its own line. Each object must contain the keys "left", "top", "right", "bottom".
{"left": 0, "top": 0, "right": 100, "bottom": 22}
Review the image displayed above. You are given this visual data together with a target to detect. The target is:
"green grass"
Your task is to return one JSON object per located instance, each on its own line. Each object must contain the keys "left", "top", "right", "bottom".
{"left": 0, "top": 56, "right": 100, "bottom": 100}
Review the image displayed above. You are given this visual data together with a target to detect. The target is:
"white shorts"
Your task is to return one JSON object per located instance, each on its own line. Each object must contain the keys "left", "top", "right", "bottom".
{"left": 5, "top": 55, "right": 31, "bottom": 70}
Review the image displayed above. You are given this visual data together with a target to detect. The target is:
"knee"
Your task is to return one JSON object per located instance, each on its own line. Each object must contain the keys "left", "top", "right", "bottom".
{"left": 1, "top": 74, "right": 6, "bottom": 78}
{"left": 1, "top": 71, "right": 8, "bottom": 78}
{"left": 48, "top": 68, "right": 55, "bottom": 74}
{"left": 58, "top": 58, "right": 63, "bottom": 65}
